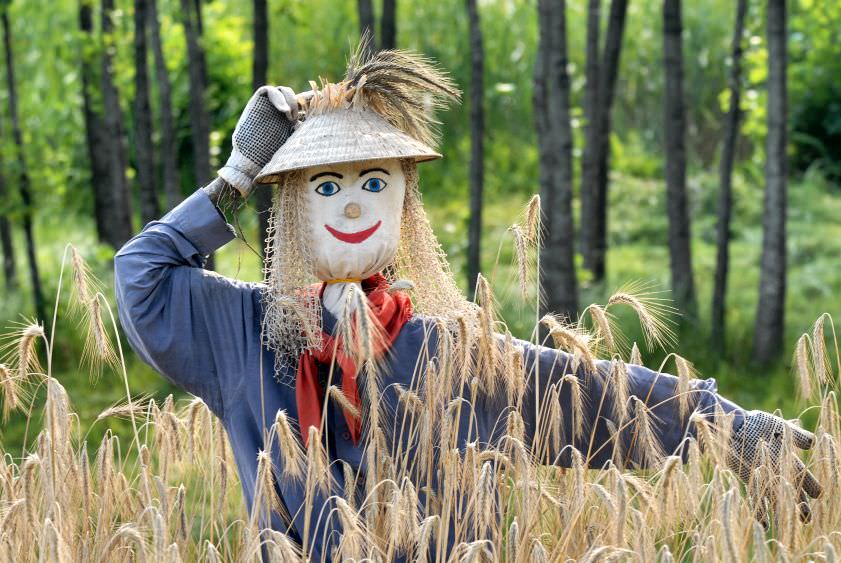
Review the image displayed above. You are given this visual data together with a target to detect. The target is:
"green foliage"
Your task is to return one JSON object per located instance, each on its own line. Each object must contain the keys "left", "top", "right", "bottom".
{"left": 1, "top": 0, "right": 840, "bottom": 449}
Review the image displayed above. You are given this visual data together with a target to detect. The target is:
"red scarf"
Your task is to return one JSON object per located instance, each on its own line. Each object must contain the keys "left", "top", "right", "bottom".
{"left": 295, "top": 274, "right": 413, "bottom": 446}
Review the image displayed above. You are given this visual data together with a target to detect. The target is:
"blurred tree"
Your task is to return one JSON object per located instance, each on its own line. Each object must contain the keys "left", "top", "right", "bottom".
{"left": 663, "top": 0, "right": 696, "bottom": 317}
{"left": 534, "top": 0, "right": 577, "bottom": 319}
{"left": 253, "top": 0, "right": 271, "bottom": 259}
{"left": 0, "top": 138, "right": 14, "bottom": 290}
{"left": 2, "top": 9, "right": 45, "bottom": 323}
{"left": 581, "top": 0, "right": 628, "bottom": 283}
{"left": 134, "top": 0, "right": 159, "bottom": 223}
{"left": 181, "top": 0, "right": 212, "bottom": 188}
{"left": 466, "top": 0, "right": 484, "bottom": 296}
{"left": 712, "top": 0, "right": 748, "bottom": 354}
{"left": 80, "top": 0, "right": 122, "bottom": 248}
{"left": 580, "top": 0, "right": 600, "bottom": 274}
{"left": 100, "top": 0, "right": 135, "bottom": 245}
{"left": 358, "top": 0, "right": 375, "bottom": 58}
{"left": 754, "top": 0, "right": 788, "bottom": 364}
{"left": 148, "top": 0, "right": 179, "bottom": 209}
{"left": 381, "top": 0, "right": 396, "bottom": 50}
{"left": 181, "top": 0, "right": 214, "bottom": 268}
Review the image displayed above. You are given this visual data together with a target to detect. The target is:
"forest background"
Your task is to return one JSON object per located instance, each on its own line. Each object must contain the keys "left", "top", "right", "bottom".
{"left": 0, "top": 0, "right": 839, "bottom": 450}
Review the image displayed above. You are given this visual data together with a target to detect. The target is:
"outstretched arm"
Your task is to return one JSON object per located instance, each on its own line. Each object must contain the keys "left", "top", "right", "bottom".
{"left": 513, "top": 339, "right": 820, "bottom": 521}
{"left": 516, "top": 340, "right": 744, "bottom": 469}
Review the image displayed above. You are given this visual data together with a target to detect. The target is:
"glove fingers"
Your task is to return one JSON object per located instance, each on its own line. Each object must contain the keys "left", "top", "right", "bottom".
{"left": 798, "top": 489, "right": 812, "bottom": 523}
{"left": 788, "top": 422, "right": 816, "bottom": 450}
{"left": 274, "top": 86, "right": 298, "bottom": 121}
{"left": 793, "top": 457, "right": 823, "bottom": 499}
{"left": 251, "top": 85, "right": 293, "bottom": 120}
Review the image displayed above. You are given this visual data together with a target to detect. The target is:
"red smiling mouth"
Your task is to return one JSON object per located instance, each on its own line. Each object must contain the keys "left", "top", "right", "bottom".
{"left": 324, "top": 221, "right": 382, "bottom": 244}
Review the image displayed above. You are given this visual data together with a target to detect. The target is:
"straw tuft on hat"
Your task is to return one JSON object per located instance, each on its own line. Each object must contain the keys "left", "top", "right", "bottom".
{"left": 255, "top": 46, "right": 461, "bottom": 184}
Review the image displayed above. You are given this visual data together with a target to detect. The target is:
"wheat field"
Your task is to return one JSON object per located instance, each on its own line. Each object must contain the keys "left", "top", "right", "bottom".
{"left": 1, "top": 235, "right": 840, "bottom": 562}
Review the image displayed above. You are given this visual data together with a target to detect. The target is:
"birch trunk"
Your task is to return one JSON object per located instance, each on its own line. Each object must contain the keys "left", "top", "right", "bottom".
{"left": 663, "top": 0, "right": 696, "bottom": 316}
{"left": 534, "top": 0, "right": 577, "bottom": 319}
{"left": 381, "top": 0, "right": 396, "bottom": 50}
{"left": 589, "top": 0, "right": 628, "bottom": 282}
{"left": 0, "top": 146, "right": 15, "bottom": 290}
{"left": 2, "top": 11, "right": 45, "bottom": 322}
{"left": 579, "top": 0, "right": 600, "bottom": 275}
{"left": 754, "top": 0, "right": 788, "bottom": 363}
{"left": 100, "top": 0, "right": 135, "bottom": 245}
{"left": 134, "top": 0, "right": 159, "bottom": 223}
{"left": 466, "top": 0, "right": 484, "bottom": 296}
{"left": 712, "top": 0, "right": 748, "bottom": 353}
{"left": 357, "top": 0, "right": 375, "bottom": 58}
{"left": 148, "top": 0, "right": 180, "bottom": 209}
{"left": 252, "top": 0, "right": 272, "bottom": 259}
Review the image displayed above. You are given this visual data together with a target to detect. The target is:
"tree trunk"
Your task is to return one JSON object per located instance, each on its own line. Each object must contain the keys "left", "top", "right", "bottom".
{"left": 79, "top": 0, "right": 126, "bottom": 249}
{"left": 100, "top": 0, "right": 135, "bottom": 245}
{"left": 712, "top": 0, "right": 748, "bottom": 353}
{"left": 134, "top": 0, "right": 158, "bottom": 223}
{"left": 754, "top": 0, "right": 788, "bottom": 363}
{"left": 180, "top": 0, "right": 212, "bottom": 188}
{"left": 194, "top": 0, "right": 208, "bottom": 86}
{"left": 663, "top": 0, "right": 696, "bottom": 316}
{"left": 0, "top": 148, "right": 15, "bottom": 290}
{"left": 252, "top": 0, "right": 272, "bottom": 259}
{"left": 148, "top": 0, "right": 180, "bottom": 209}
{"left": 0, "top": 84, "right": 14, "bottom": 289}
{"left": 534, "top": 0, "right": 578, "bottom": 319}
{"left": 181, "top": 0, "right": 214, "bottom": 268}
{"left": 466, "top": 0, "right": 484, "bottom": 296}
{"left": 579, "top": 0, "right": 600, "bottom": 274}
{"left": 589, "top": 0, "right": 628, "bottom": 282}
{"left": 2, "top": 12, "right": 45, "bottom": 323}
{"left": 381, "top": 0, "right": 397, "bottom": 50}
{"left": 357, "top": 0, "right": 375, "bottom": 59}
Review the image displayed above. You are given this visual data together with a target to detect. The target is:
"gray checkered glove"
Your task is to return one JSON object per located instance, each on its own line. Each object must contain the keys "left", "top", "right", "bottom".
{"left": 217, "top": 86, "right": 298, "bottom": 197}
{"left": 727, "top": 410, "right": 822, "bottom": 525}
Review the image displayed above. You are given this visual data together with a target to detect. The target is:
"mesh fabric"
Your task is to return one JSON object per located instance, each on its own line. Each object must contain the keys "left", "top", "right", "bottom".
{"left": 235, "top": 94, "right": 294, "bottom": 168}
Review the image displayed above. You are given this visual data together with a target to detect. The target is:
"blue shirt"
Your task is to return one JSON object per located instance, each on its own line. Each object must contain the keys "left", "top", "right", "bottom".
{"left": 114, "top": 189, "right": 744, "bottom": 561}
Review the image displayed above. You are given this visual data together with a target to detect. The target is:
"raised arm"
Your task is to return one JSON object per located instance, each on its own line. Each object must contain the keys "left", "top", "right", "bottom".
{"left": 114, "top": 186, "right": 257, "bottom": 416}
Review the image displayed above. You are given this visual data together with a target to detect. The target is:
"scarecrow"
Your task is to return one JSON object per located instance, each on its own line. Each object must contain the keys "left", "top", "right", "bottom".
{"left": 115, "top": 49, "right": 821, "bottom": 561}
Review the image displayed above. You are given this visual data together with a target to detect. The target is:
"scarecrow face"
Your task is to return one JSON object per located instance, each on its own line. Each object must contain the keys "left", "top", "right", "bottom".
{"left": 303, "top": 158, "right": 406, "bottom": 282}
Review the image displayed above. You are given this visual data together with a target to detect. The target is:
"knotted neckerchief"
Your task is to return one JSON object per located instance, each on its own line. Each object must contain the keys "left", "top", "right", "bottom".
{"left": 295, "top": 274, "right": 413, "bottom": 446}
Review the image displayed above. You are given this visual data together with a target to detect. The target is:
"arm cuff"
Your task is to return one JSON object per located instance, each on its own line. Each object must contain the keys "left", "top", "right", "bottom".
{"left": 162, "top": 189, "right": 237, "bottom": 256}
{"left": 693, "top": 377, "right": 747, "bottom": 433}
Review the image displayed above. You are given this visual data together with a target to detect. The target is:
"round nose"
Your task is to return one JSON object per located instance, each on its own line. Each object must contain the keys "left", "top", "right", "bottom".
{"left": 344, "top": 202, "right": 361, "bottom": 219}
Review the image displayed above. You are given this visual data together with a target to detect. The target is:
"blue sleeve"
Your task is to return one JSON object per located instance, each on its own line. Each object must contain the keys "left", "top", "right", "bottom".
{"left": 516, "top": 341, "right": 745, "bottom": 469}
{"left": 114, "top": 189, "right": 260, "bottom": 417}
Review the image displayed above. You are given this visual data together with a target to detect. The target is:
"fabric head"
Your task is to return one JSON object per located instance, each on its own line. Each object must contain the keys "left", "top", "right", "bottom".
{"left": 305, "top": 158, "right": 405, "bottom": 282}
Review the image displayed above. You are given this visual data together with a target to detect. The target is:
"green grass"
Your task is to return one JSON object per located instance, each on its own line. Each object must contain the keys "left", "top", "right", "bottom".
{"left": 1, "top": 170, "right": 839, "bottom": 452}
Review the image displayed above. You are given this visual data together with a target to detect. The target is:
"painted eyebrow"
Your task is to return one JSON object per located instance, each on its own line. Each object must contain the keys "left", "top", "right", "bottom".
{"left": 309, "top": 171, "right": 343, "bottom": 181}
{"left": 359, "top": 168, "right": 390, "bottom": 177}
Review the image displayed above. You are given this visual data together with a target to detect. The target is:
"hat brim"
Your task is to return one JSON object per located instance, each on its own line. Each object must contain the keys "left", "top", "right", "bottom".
{"left": 255, "top": 108, "right": 441, "bottom": 184}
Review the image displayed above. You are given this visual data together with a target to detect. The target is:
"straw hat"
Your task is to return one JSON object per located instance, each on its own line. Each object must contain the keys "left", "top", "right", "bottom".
{"left": 255, "top": 108, "right": 440, "bottom": 183}
{"left": 255, "top": 48, "right": 460, "bottom": 185}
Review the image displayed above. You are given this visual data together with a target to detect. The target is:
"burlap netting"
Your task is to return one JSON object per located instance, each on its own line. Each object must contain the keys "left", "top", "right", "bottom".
{"left": 254, "top": 108, "right": 441, "bottom": 183}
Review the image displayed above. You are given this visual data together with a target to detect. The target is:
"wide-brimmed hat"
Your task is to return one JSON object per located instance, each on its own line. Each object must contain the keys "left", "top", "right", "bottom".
{"left": 255, "top": 49, "right": 460, "bottom": 184}
{"left": 255, "top": 108, "right": 440, "bottom": 183}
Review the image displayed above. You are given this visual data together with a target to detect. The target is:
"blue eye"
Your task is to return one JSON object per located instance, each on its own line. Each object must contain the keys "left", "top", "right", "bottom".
{"left": 315, "top": 181, "right": 341, "bottom": 196}
{"left": 362, "top": 177, "right": 387, "bottom": 193}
